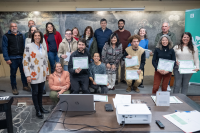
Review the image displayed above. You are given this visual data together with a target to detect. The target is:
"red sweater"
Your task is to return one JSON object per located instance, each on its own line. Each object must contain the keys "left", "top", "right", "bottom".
{"left": 44, "top": 31, "right": 62, "bottom": 52}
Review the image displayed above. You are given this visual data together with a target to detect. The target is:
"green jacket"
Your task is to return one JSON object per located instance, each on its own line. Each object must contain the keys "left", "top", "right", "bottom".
{"left": 154, "top": 31, "right": 176, "bottom": 47}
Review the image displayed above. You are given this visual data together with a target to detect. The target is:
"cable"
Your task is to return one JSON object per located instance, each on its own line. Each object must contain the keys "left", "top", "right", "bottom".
{"left": 44, "top": 100, "right": 125, "bottom": 132}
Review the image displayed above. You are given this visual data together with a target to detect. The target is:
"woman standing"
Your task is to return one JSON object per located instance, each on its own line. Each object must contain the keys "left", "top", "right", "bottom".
{"left": 152, "top": 35, "right": 176, "bottom": 94}
{"left": 72, "top": 27, "right": 80, "bottom": 41}
{"left": 102, "top": 33, "right": 123, "bottom": 90}
{"left": 44, "top": 22, "right": 62, "bottom": 73}
{"left": 82, "top": 26, "right": 98, "bottom": 59}
{"left": 23, "top": 30, "right": 50, "bottom": 119}
{"left": 49, "top": 62, "right": 70, "bottom": 104}
{"left": 173, "top": 32, "right": 199, "bottom": 95}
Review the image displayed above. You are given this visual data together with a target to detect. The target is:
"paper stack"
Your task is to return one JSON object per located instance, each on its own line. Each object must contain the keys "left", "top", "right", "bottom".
{"left": 113, "top": 94, "right": 131, "bottom": 108}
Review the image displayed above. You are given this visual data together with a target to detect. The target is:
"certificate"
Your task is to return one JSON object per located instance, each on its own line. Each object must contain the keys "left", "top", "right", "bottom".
{"left": 73, "top": 57, "right": 88, "bottom": 69}
{"left": 126, "top": 70, "right": 139, "bottom": 80}
{"left": 95, "top": 74, "right": 108, "bottom": 85}
{"left": 179, "top": 60, "right": 195, "bottom": 69}
{"left": 64, "top": 52, "right": 71, "bottom": 62}
{"left": 125, "top": 56, "right": 139, "bottom": 67}
{"left": 157, "top": 58, "right": 175, "bottom": 72}
{"left": 179, "top": 69, "right": 197, "bottom": 74}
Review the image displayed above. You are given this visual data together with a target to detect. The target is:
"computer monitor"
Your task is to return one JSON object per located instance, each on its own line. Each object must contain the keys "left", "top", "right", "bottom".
{"left": 59, "top": 94, "right": 94, "bottom": 112}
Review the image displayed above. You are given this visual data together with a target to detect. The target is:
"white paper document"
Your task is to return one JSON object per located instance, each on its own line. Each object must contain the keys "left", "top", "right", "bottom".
{"left": 113, "top": 94, "right": 131, "bottom": 108}
{"left": 93, "top": 95, "right": 108, "bottom": 102}
{"left": 95, "top": 74, "right": 108, "bottom": 85}
{"left": 125, "top": 56, "right": 139, "bottom": 67}
{"left": 179, "top": 68, "right": 197, "bottom": 74}
{"left": 155, "top": 91, "right": 170, "bottom": 106}
{"left": 151, "top": 96, "right": 182, "bottom": 104}
{"left": 157, "top": 58, "right": 175, "bottom": 72}
{"left": 64, "top": 52, "right": 71, "bottom": 62}
{"left": 126, "top": 70, "right": 139, "bottom": 80}
{"left": 73, "top": 57, "right": 88, "bottom": 69}
{"left": 179, "top": 60, "right": 194, "bottom": 69}
{"left": 163, "top": 111, "right": 200, "bottom": 133}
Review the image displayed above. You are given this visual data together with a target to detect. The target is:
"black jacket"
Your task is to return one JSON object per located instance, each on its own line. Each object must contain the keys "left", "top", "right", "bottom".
{"left": 68, "top": 49, "right": 91, "bottom": 77}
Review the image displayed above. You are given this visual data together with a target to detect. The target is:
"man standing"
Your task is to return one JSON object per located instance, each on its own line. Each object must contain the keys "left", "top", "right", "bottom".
{"left": 24, "top": 20, "right": 35, "bottom": 39}
{"left": 154, "top": 22, "right": 176, "bottom": 47}
{"left": 2, "top": 23, "right": 31, "bottom": 95}
{"left": 58, "top": 29, "right": 78, "bottom": 71}
{"left": 123, "top": 35, "right": 146, "bottom": 93}
{"left": 115, "top": 19, "right": 131, "bottom": 84}
{"left": 94, "top": 18, "right": 112, "bottom": 56}
{"left": 68, "top": 38, "right": 91, "bottom": 94}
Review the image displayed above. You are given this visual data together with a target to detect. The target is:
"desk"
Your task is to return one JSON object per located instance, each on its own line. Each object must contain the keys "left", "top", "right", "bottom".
{"left": 0, "top": 97, "right": 13, "bottom": 133}
{"left": 39, "top": 94, "right": 200, "bottom": 133}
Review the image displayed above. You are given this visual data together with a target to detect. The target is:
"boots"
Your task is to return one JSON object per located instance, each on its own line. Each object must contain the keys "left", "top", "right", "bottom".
{"left": 36, "top": 110, "right": 44, "bottom": 119}
{"left": 23, "top": 84, "right": 31, "bottom": 92}
{"left": 12, "top": 85, "right": 19, "bottom": 95}
{"left": 126, "top": 86, "right": 132, "bottom": 92}
{"left": 40, "top": 106, "right": 50, "bottom": 114}
{"left": 133, "top": 86, "right": 140, "bottom": 93}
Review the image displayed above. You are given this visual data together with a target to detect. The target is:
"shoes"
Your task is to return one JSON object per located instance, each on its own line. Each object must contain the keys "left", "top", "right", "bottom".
{"left": 36, "top": 111, "right": 44, "bottom": 119}
{"left": 43, "top": 89, "right": 46, "bottom": 95}
{"left": 12, "top": 86, "right": 19, "bottom": 95}
{"left": 112, "top": 87, "right": 115, "bottom": 90}
{"left": 133, "top": 86, "right": 140, "bottom": 93}
{"left": 126, "top": 86, "right": 131, "bottom": 92}
{"left": 138, "top": 84, "right": 144, "bottom": 88}
{"left": 167, "top": 85, "right": 171, "bottom": 91}
{"left": 40, "top": 106, "right": 50, "bottom": 114}
{"left": 121, "top": 80, "right": 126, "bottom": 84}
{"left": 23, "top": 84, "right": 31, "bottom": 92}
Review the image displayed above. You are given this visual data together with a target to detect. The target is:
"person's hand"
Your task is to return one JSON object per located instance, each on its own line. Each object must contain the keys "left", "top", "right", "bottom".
{"left": 137, "top": 69, "right": 141, "bottom": 75}
{"left": 157, "top": 69, "right": 164, "bottom": 75}
{"left": 61, "top": 54, "right": 67, "bottom": 59}
{"left": 106, "top": 83, "right": 109, "bottom": 86}
{"left": 107, "top": 63, "right": 111, "bottom": 69}
{"left": 126, "top": 55, "right": 132, "bottom": 59}
{"left": 6, "top": 60, "right": 12, "bottom": 65}
{"left": 75, "top": 67, "right": 82, "bottom": 73}
{"left": 27, "top": 76, "right": 31, "bottom": 83}
{"left": 176, "top": 61, "right": 180, "bottom": 66}
{"left": 93, "top": 81, "right": 97, "bottom": 85}
{"left": 150, "top": 51, "right": 153, "bottom": 56}
{"left": 111, "top": 64, "right": 116, "bottom": 70}
{"left": 57, "top": 91, "right": 63, "bottom": 98}
{"left": 193, "top": 69, "right": 199, "bottom": 72}
{"left": 46, "top": 75, "right": 49, "bottom": 81}
{"left": 163, "top": 70, "right": 169, "bottom": 75}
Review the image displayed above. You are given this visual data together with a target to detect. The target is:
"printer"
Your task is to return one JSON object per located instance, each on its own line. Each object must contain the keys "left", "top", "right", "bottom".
{"left": 116, "top": 104, "right": 152, "bottom": 124}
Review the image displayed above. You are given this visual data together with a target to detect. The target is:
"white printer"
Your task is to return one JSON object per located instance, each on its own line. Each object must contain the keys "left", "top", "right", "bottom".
{"left": 116, "top": 104, "right": 152, "bottom": 125}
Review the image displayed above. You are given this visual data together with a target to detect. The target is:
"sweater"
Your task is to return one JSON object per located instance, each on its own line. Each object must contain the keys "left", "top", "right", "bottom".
{"left": 44, "top": 31, "right": 62, "bottom": 52}
{"left": 152, "top": 46, "right": 176, "bottom": 71}
{"left": 68, "top": 49, "right": 91, "bottom": 77}
{"left": 114, "top": 30, "right": 131, "bottom": 51}
{"left": 89, "top": 62, "right": 106, "bottom": 79}
{"left": 47, "top": 33, "right": 57, "bottom": 52}
{"left": 23, "top": 43, "right": 49, "bottom": 84}
{"left": 94, "top": 28, "right": 112, "bottom": 54}
{"left": 58, "top": 38, "right": 78, "bottom": 65}
{"left": 154, "top": 31, "right": 176, "bottom": 47}
{"left": 173, "top": 45, "right": 199, "bottom": 69}
{"left": 2, "top": 30, "right": 25, "bottom": 61}
{"left": 48, "top": 71, "right": 70, "bottom": 94}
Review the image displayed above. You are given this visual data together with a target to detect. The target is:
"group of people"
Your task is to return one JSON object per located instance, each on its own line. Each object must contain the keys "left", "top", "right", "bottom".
{"left": 2, "top": 18, "right": 199, "bottom": 119}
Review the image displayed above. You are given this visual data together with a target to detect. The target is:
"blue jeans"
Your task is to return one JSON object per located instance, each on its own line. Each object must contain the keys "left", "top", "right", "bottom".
{"left": 63, "top": 65, "right": 68, "bottom": 71}
{"left": 10, "top": 58, "right": 27, "bottom": 87}
{"left": 48, "top": 51, "right": 59, "bottom": 73}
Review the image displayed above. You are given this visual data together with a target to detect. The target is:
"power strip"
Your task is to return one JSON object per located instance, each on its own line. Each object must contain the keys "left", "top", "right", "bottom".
{"left": 17, "top": 102, "right": 27, "bottom": 107}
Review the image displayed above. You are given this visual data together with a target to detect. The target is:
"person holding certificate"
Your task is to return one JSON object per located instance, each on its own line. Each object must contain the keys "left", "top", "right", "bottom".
{"left": 68, "top": 38, "right": 91, "bottom": 94}
{"left": 123, "top": 35, "right": 146, "bottom": 93}
{"left": 152, "top": 35, "right": 176, "bottom": 94}
{"left": 102, "top": 33, "right": 123, "bottom": 90}
{"left": 173, "top": 32, "right": 199, "bottom": 95}
{"left": 89, "top": 53, "right": 109, "bottom": 94}
{"left": 58, "top": 29, "right": 78, "bottom": 71}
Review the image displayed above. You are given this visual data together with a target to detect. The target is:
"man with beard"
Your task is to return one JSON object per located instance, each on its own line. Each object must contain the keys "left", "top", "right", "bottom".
{"left": 2, "top": 22, "right": 31, "bottom": 95}
{"left": 68, "top": 38, "right": 91, "bottom": 94}
{"left": 114, "top": 19, "right": 131, "bottom": 84}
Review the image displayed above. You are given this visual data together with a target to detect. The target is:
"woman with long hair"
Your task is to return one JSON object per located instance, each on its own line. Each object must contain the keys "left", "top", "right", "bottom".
{"left": 152, "top": 35, "right": 176, "bottom": 94}
{"left": 44, "top": 22, "right": 62, "bottom": 73}
{"left": 173, "top": 32, "right": 199, "bottom": 95}
{"left": 102, "top": 33, "right": 123, "bottom": 90}
{"left": 72, "top": 27, "right": 80, "bottom": 41}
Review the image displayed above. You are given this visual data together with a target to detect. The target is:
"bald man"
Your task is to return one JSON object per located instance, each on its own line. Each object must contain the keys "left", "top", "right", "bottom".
{"left": 154, "top": 22, "right": 176, "bottom": 47}
{"left": 2, "top": 23, "right": 31, "bottom": 95}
